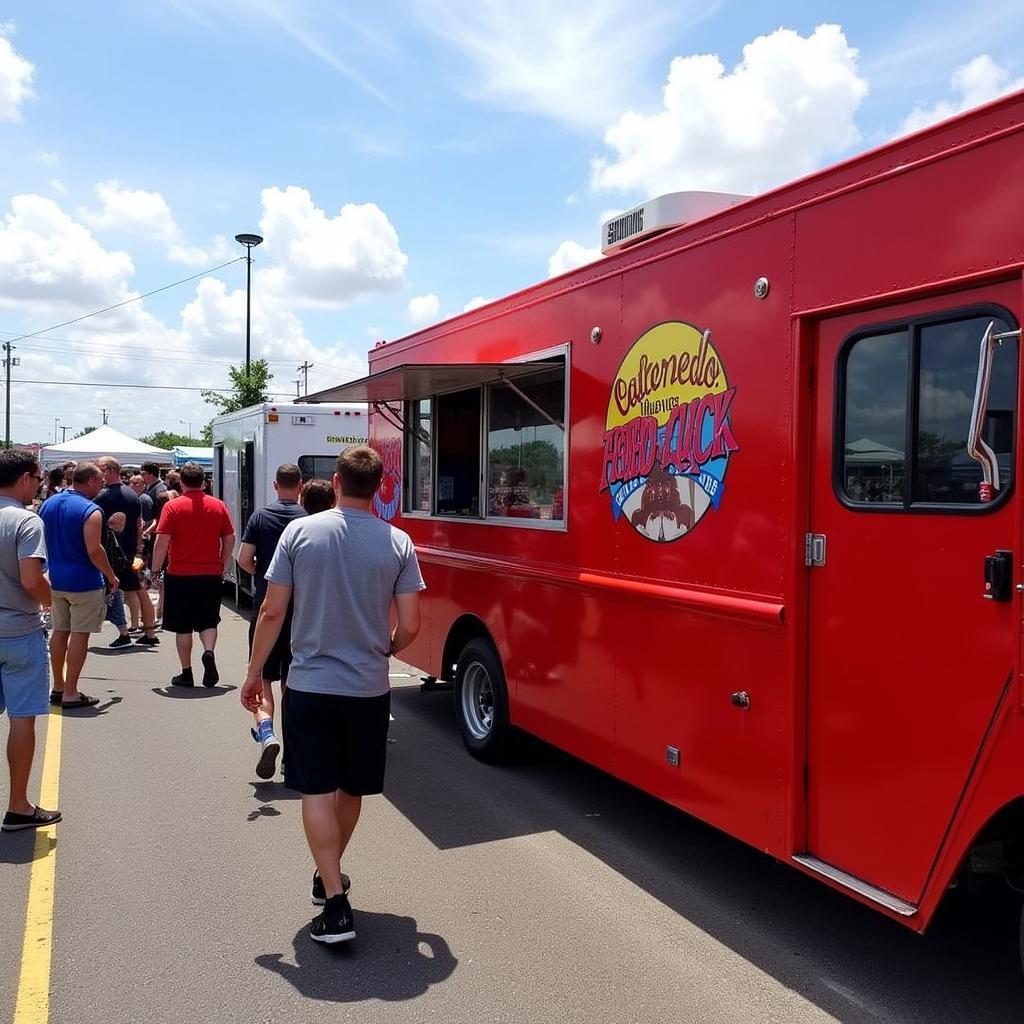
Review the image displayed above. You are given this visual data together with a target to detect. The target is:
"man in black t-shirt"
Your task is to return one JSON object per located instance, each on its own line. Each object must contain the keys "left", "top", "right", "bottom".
{"left": 236, "top": 463, "right": 306, "bottom": 779}
{"left": 96, "top": 457, "right": 159, "bottom": 647}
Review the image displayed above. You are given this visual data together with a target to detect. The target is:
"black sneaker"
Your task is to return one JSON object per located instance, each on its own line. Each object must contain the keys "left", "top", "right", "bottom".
{"left": 171, "top": 670, "right": 194, "bottom": 687}
{"left": 311, "top": 870, "right": 351, "bottom": 905}
{"left": 309, "top": 893, "right": 355, "bottom": 944}
{"left": 201, "top": 650, "right": 219, "bottom": 687}
{"left": 134, "top": 635, "right": 160, "bottom": 647}
{"left": 108, "top": 634, "right": 132, "bottom": 649}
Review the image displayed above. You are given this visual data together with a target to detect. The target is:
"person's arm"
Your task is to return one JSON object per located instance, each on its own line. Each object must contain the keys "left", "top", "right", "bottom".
{"left": 390, "top": 592, "right": 421, "bottom": 655}
{"left": 220, "top": 533, "right": 236, "bottom": 575}
{"left": 241, "top": 581, "right": 292, "bottom": 711}
{"left": 83, "top": 510, "right": 119, "bottom": 591}
{"left": 18, "top": 557, "right": 51, "bottom": 608}
{"left": 236, "top": 541, "right": 257, "bottom": 575}
{"left": 151, "top": 533, "right": 170, "bottom": 575}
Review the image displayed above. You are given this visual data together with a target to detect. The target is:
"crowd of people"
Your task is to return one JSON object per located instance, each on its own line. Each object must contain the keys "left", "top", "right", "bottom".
{"left": 0, "top": 444, "right": 424, "bottom": 947}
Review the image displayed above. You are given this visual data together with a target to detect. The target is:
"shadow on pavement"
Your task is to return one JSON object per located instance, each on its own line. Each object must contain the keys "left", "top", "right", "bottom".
{"left": 149, "top": 685, "right": 237, "bottom": 699}
{"left": 247, "top": 781, "right": 299, "bottom": 821}
{"left": 60, "top": 694, "right": 123, "bottom": 717}
{"left": 88, "top": 646, "right": 159, "bottom": 657}
{"left": 0, "top": 829, "right": 55, "bottom": 865}
{"left": 384, "top": 686, "right": 1024, "bottom": 1024}
{"left": 255, "top": 913, "right": 456, "bottom": 1001}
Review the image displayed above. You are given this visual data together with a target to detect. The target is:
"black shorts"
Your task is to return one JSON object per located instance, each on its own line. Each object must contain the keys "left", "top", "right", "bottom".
{"left": 162, "top": 574, "right": 223, "bottom": 634}
{"left": 117, "top": 566, "right": 141, "bottom": 593}
{"left": 248, "top": 603, "right": 294, "bottom": 682}
{"left": 283, "top": 689, "right": 391, "bottom": 796}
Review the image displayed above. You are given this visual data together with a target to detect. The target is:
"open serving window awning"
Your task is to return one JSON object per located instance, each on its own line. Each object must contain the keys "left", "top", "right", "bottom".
{"left": 302, "top": 362, "right": 562, "bottom": 404}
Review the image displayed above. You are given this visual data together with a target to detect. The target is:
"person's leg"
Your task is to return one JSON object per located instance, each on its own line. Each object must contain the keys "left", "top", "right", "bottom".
{"left": 106, "top": 592, "right": 131, "bottom": 645}
{"left": 175, "top": 631, "right": 192, "bottom": 670}
{"left": 301, "top": 793, "right": 350, "bottom": 899}
{"left": 6, "top": 717, "right": 36, "bottom": 815}
{"left": 334, "top": 789, "right": 362, "bottom": 867}
{"left": 49, "top": 630, "right": 69, "bottom": 695}
{"left": 62, "top": 632, "right": 90, "bottom": 701}
{"left": 138, "top": 586, "right": 157, "bottom": 636}
{"left": 199, "top": 627, "right": 217, "bottom": 653}
{"left": 126, "top": 591, "right": 140, "bottom": 630}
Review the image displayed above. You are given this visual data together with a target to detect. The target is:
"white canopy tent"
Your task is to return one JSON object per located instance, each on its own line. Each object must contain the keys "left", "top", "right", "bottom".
{"left": 39, "top": 425, "right": 172, "bottom": 467}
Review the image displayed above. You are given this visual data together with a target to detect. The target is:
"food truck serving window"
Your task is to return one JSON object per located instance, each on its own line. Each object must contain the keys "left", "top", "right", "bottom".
{"left": 403, "top": 356, "right": 567, "bottom": 526}
{"left": 298, "top": 455, "right": 337, "bottom": 481}
{"left": 839, "top": 310, "right": 1018, "bottom": 509}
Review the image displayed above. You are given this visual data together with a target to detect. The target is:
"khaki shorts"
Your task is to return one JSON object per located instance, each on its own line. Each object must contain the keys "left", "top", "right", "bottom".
{"left": 51, "top": 589, "right": 106, "bottom": 633}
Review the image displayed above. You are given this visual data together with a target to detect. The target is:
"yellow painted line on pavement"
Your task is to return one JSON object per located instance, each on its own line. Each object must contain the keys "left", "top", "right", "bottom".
{"left": 12, "top": 707, "right": 62, "bottom": 1024}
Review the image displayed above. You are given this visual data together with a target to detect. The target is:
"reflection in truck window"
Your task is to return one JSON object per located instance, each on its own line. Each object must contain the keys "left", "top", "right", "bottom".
{"left": 298, "top": 455, "right": 337, "bottom": 481}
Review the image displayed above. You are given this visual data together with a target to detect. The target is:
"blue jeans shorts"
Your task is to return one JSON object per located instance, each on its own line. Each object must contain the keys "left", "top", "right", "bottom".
{"left": 0, "top": 630, "right": 49, "bottom": 718}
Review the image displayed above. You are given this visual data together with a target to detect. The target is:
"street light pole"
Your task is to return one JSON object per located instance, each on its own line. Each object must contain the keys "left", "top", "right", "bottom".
{"left": 234, "top": 233, "right": 264, "bottom": 376}
{"left": 179, "top": 419, "right": 192, "bottom": 440}
{"left": 53, "top": 416, "right": 60, "bottom": 445}
{"left": 3, "top": 343, "right": 16, "bottom": 449}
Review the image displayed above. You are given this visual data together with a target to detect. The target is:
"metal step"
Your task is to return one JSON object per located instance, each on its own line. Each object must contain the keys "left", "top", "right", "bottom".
{"left": 792, "top": 855, "right": 919, "bottom": 917}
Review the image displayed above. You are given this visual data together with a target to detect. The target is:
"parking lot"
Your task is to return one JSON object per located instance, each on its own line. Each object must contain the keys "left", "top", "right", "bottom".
{"left": 1, "top": 602, "right": 1022, "bottom": 1024}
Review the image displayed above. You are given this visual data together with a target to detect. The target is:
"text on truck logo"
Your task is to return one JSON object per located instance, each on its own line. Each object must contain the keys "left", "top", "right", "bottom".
{"left": 601, "top": 321, "right": 739, "bottom": 543}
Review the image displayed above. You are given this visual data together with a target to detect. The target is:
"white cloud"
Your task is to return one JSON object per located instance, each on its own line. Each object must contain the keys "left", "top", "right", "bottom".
{"left": 257, "top": 185, "right": 407, "bottom": 309}
{"left": 0, "top": 193, "right": 134, "bottom": 314}
{"left": 590, "top": 24, "right": 868, "bottom": 198}
{"left": 49, "top": 178, "right": 67, "bottom": 195}
{"left": 411, "top": 0, "right": 715, "bottom": 130}
{"left": 0, "top": 26, "right": 34, "bottom": 122}
{"left": 899, "top": 55, "right": 1024, "bottom": 135}
{"left": 32, "top": 149, "right": 58, "bottom": 166}
{"left": 548, "top": 240, "right": 602, "bottom": 278}
{"left": 407, "top": 293, "right": 440, "bottom": 323}
{"left": 462, "top": 296, "right": 490, "bottom": 312}
{"left": 81, "top": 180, "right": 232, "bottom": 267}
{"left": 0, "top": 192, "right": 368, "bottom": 443}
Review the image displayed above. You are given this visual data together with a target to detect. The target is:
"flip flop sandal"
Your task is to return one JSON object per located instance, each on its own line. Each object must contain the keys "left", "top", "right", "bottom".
{"left": 2, "top": 805, "right": 62, "bottom": 831}
{"left": 61, "top": 693, "right": 100, "bottom": 709}
{"left": 49, "top": 690, "right": 63, "bottom": 705}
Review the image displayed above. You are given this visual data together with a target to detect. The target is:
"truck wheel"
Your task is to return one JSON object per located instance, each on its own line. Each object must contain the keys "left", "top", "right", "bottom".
{"left": 1019, "top": 899, "right": 1024, "bottom": 976}
{"left": 454, "top": 638, "right": 511, "bottom": 763}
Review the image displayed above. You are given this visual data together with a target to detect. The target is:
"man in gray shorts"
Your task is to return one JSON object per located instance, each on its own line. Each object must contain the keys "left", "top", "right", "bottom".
{"left": 242, "top": 444, "right": 424, "bottom": 945}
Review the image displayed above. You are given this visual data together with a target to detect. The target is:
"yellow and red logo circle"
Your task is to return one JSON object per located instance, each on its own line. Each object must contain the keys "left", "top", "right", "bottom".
{"left": 600, "top": 321, "right": 739, "bottom": 542}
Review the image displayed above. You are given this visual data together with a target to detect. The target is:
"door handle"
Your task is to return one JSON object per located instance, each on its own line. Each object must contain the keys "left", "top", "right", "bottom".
{"left": 984, "top": 550, "right": 1013, "bottom": 601}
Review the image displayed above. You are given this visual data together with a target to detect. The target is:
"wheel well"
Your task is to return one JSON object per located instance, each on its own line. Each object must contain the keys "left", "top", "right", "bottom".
{"left": 440, "top": 615, "right": 494, "bottom": 682}
{"left": 957, "top": 798, "right": 1024, "bottom": 884}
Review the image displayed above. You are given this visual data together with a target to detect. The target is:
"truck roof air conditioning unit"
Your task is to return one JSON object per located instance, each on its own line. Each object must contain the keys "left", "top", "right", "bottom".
{"left": 601, "top": 191, "right": 750, "bottom": 255}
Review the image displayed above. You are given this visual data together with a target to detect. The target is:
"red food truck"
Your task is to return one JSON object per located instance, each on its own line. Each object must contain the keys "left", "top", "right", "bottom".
{"left": 308, "top": 91, "right": 1024, "bottom": 961}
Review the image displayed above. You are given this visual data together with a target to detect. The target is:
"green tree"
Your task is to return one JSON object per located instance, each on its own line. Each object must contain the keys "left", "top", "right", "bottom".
{"left": 202, "top": 359, "right": 272, "bottom": 415}
{"left": 139, "top": 430, "right": 194, "bottom": 450}
{"left": 72, "top": 425, "right": 97, "bottom": 439}
{"left": 488, "top": 440, "right": 562, "bottom": 500}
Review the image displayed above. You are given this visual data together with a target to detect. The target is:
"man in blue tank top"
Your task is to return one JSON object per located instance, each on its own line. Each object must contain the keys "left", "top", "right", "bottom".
{"left": 39, "top": 463, "right": 119, "bottom": 708}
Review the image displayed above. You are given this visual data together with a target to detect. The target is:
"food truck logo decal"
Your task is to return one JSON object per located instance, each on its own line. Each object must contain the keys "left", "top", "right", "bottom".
{"left": 372, "top": 437, "right": 402, "bottom": 522}
{"left": 601, "top": 322, "right": 739, "bottom": 543}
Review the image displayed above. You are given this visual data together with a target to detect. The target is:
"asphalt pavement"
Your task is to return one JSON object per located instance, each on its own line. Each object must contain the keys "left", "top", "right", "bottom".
{"left": 2, "top": 600, "right": 1023, "bottom": 1024}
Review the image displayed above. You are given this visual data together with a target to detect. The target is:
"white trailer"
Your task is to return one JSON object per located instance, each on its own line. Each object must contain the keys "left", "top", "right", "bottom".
{"left": 211, "top": 401, "right": 367, "bottom": 596}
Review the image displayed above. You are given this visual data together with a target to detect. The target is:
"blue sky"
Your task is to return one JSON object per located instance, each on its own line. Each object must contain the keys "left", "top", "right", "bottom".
{"left": 0, "top": 0, "right": 1022, "bottom": 443}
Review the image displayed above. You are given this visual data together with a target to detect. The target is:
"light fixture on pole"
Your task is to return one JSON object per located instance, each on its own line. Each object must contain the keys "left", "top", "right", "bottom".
{"left": 53, "top": 416, "right": 60, "bottom": 445}
{"left": 179, "top": 419, "right": 192, "bottom": 440}
{"left": 293, "top": 379, "right": 301, "bottom": 399}
{"left": 234, "top": 233, "right": 264, "bottom": 376}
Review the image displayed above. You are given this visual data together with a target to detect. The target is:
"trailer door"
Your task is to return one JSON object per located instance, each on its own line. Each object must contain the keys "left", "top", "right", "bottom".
{"left": 805, "top": 287, "right": 1020, "bottom": 905}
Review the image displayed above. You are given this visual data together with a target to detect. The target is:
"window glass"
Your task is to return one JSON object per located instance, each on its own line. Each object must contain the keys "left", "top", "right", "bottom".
{"left": 915, "top": 316, "right": 1017, "bottom": 503}
{"left": 843, "top": 330, "right": 908, "bottom": 503}
{"left": 298, "top": 455, "right": 336, "bottom": 481}
{"left": 406, "top": 399, "right": 432, "bottom": 512}
{"left": 435, "top": 389, "right": 481, "bottom": 517}
{"left": 486, "top": 368, "right": 565, "bottom": 521}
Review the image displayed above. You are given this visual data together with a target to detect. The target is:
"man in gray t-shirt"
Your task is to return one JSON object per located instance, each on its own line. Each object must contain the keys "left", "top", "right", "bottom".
{"left": 242, "top": 444, "right": 424, "bottom": 945}
{"left": 0, "top": 450, "right": 61, "bottom": 834}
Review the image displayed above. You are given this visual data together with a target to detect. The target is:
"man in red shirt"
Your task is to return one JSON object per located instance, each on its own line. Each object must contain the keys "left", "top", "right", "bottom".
{"left": 151, "top": 462, "right": 235, "bottom": 688}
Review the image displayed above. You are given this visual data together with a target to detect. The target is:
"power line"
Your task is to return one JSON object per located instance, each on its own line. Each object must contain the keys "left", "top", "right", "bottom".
{"left": 3, "top": 257, "right": 245, "bottom": 346}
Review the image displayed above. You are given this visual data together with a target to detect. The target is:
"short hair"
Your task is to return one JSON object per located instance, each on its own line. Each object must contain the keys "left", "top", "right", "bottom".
{"left": 301, "top": 478, "right": 335, "bottom": 514}
{"left": 275, "top": 463, "right": 302, "bottom": 489}
{"left": 336, "top": 444, "right": 383, "bottom": 499}
{"left": 97, "top": 455, "right": 121, "bottom": 474}
{"left": 140, "top": 461, "right": 160, "bottom": 477}
{"left": 73, "top": 463, "right": 102, "bottom": 485}
{"left": 48, "top": 467, "right": 65, "bottom": 490}
{"left": 130, "top": 474, "right": 144, "bottom": 485}
{"left": 0, "top": 449, "right": 38, "bottom": 488}
{"left": 179, "top": 462, "right": 205, "bottom": 487}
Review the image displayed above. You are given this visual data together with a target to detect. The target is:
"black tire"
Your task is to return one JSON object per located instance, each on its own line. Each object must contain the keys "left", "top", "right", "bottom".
{"left": 454, "top": 638, "right": 512, "bottom": 763}
{"left": 1019, "top": 898, "right": 1024, "bottom": 976}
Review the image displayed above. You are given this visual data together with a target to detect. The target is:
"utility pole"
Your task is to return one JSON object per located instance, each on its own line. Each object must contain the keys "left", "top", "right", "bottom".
{"left": 59, "top": 425, "right": 71, "bottom": 442}
{"left": 53, "top": 417, "right": 60, "bottom": 444}
{"left": 234, "top": 233, "right": 264, "bottom": 375}
{"left": 3, "top": 343, "right": 18, "bottom": 449}
{"left": 297, "top": 360, "right": 314, "bottom": 395}
{"left": 100, "top": 408, "right": 109, "bottom": 425}
{"left": 293, "top": 379, "right": 301, "bottom": 399}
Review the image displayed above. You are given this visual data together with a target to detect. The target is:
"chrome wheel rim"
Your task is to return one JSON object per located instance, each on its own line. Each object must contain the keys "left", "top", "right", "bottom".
{"left": 461, "top": 661, "right": 494, "bottom": 740}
